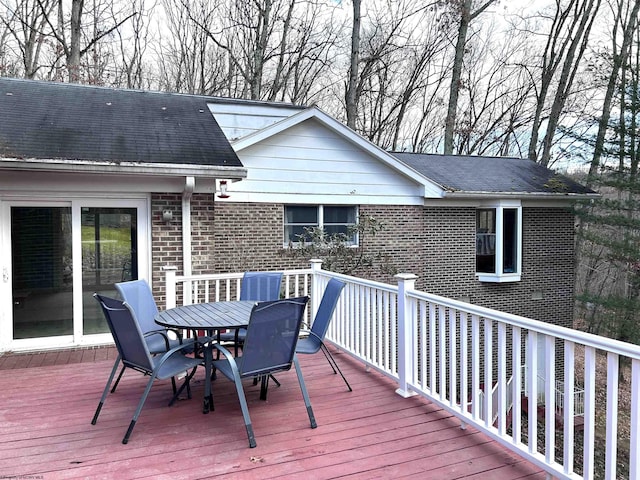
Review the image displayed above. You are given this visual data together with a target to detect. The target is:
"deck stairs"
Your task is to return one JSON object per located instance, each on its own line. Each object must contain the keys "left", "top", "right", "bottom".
{"left": 473, "top": 368, "right": 585, "bottom": 430}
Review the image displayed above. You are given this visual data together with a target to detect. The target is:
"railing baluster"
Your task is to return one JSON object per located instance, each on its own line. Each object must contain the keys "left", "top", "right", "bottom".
{"left": 512, "top": 327, "right": 522, "bottom": 447}
{"left": 563, "top": 340, "right": 575, "bottom": 475}
{"left": 438, "top": 305, "right": 446, "bottom": 402}
{"left": 471, "top": 314, "right": 480, "bottom": 420}
{"left": 497, "top": 322, "right": 507, "bottom": 434}
{"left": 527, "top": 330, "right": 538, "bottom": 455}
{"left": 544, "top": 335, "right": 555, "bottom": 465}
{"left": 630, "top": 359, "right": 640, "bottom": 480}
{"left": 459, "top": 311, "right": 468, "bottom": 420}
{"left": 420, "top": 301, "right": 428, "bottom": 391}
{"left": 605, "top": 352, "right": 619, "bottom": 480}
{"left": 484, "top": 318, "right": 493, "bottom": 429}
{"left": 449, "top": 307, "right": 457, "bottom": 409}
{"left": 583, "top": 346, "right": 596, "bottom": 479}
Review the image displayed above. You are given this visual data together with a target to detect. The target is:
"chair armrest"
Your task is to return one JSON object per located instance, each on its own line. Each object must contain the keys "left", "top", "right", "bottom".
{"left": 299, "top": 329, "right": 323, "bottom": 342}
{"left": 154, "top": 337, "right": 198, "bottom": 367}
{"left": 213, "top": 343, "right": 234, "bottom": 359}
{"left": 144, "top": 329, "right": 172, "bottom": 350}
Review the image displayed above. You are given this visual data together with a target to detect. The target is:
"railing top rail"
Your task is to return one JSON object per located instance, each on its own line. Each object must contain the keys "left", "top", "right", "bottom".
{"left": 314, "top": 270, "right": 399, "bottom": 295}
{"left": 408, "top": 288, "right": 640, "bottom": 360}
{"left": 170, "top": 268, "right": 313, "bottom": 283}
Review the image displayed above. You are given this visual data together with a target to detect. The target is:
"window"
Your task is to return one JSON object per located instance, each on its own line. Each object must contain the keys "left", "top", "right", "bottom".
{"left": 476, "top": 202, "right": 521, "bottom": 282}
{"left": 285, "top": 206, "right": 357, "bottom": 245}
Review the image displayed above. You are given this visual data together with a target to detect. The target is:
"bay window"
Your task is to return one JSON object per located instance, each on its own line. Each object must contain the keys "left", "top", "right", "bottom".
{"left": 476, "top": 202, "right": 521, "bottom": 282}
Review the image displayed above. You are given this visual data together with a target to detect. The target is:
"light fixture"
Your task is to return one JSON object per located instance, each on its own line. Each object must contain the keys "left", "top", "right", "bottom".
{"left": 217, "top": 180, "right": 230, "bottom": 199}
{"left": 162, "top": 210, "right": 173, "bottom": 223}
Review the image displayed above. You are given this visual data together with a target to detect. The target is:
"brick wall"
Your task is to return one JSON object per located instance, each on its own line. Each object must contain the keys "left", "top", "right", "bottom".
{"left": 150, "top": 196, "right": 575, "bottom": 327}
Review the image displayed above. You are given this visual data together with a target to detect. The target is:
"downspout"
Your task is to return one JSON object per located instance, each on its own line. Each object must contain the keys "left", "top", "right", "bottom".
{"left": 182, "top": 176, "right": 195, "bottom": 303}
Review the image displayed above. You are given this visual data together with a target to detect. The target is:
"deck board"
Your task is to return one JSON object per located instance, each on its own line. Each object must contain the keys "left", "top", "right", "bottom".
{"left": 0, "top": 347, "right": 545, "bottom": 479}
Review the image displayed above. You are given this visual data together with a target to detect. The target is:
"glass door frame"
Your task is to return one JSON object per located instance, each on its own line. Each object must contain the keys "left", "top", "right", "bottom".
{"left": 0, "top": 195, "right": 150, "bottom": 352}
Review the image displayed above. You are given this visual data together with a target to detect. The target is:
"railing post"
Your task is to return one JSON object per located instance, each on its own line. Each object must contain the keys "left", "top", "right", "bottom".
{"left": 163, "top": 265, "right": 178, "bottom": 309}
{"left": 310, "top": 259, "right": 323, "bottom": 319}
{"left": 395, "top": 273, "right": 418, "bottom": 398}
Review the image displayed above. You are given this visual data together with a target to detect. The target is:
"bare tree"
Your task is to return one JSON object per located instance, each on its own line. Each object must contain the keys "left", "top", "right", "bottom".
{"left": 587, "top": 0, "right": 640, "bottom": 183}
{"left": 525, "top": 0, "right": 602, "bottom": 166}
{"left": 453, "top": 19, "right": 537, "bottom": 156}
{"left": 443, "top": 0, "right": 496, "bottom": 155}
{"left": 173, "top": 0, "right": 339, "bottom": 102}
{"left": 345, "top": 0, "right": 361, "bottom": 129}
{"left": 0, "top": 0, "right": 56, "bottom": 78}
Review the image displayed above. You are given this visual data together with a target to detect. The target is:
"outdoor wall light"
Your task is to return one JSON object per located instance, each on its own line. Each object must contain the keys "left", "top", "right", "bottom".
{"left": 217, "top": 180, "right": 230, "bottom": 199}
{"left": 162, "top": 210, "right": 173, "bottom": 223}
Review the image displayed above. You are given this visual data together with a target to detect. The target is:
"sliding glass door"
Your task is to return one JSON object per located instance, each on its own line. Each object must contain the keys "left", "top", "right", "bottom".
{"left": 2, "top": 198, "right": 148, "bottom": 349}
{"left": 11, "top": 206, "right": 73, "bottom": 339}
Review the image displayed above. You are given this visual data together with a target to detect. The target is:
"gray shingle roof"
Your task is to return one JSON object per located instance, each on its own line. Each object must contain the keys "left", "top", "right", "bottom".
{"left": 391, "top": 152, "right": 596, "bottom": 196}
{"left": 0, "top": 77, "right": 242, "bottom": 167}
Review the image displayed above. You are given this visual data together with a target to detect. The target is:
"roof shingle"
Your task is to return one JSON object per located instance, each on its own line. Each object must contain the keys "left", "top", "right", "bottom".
{"left": 0, "top": 77, "right": 242, "bottom": 167}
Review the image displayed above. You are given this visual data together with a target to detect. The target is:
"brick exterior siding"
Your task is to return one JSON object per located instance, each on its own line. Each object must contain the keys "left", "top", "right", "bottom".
{"left": 151, "top": 195, "right": 575, "bottom": 328}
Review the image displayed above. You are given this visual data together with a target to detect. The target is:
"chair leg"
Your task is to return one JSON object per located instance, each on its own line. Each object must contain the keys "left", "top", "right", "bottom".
{"left": 320, "top": 343, "right": 352, "bottom": 392}
{"left": 293, "top": 356, "right": 317, "bottom": 429}
{"left": 168, "top": 367, "right": 198, "bottom": 407}
{"left": 92, "top": 355, "right": 121, "bottom": 425}
{"left": 110, "top": 364, "right": 126, "bottom": 393}
{"left": 231, "top": 374, "right": 257, "bottom": 448}
{"left": 122, "top": 374, "right": 157, "bottom": 444}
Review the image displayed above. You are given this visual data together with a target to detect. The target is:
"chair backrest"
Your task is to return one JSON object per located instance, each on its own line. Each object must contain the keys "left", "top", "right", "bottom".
{"left": 240, "top": 271, "right": 283, "bottom": 301}
{"left": 309, "top": 278, "right": 346, "bottom": 342}
{"left": 239, "top": 296, "right": 309, "bottom": 378}
{"left": 115, "top": 279, "right": 159, "bottom": 334}
{"left": 94, "top": 293, "right": 154, "bottom": 372}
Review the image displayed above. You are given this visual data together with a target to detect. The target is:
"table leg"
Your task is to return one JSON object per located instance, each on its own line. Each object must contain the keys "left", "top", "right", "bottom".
{"left": 203, "top": 342, "right": 213, "bottom": 414}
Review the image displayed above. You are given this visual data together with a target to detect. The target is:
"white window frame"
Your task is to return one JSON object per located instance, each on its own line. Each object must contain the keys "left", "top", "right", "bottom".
{"left": 476, "top": 200, "right": 522, "bottom": 283}
{"left": 284, "top": 205, "right": 358, "bottom": 247}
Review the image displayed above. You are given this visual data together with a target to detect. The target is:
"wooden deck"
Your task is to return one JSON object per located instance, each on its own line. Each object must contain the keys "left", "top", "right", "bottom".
{"left": 0, "top": 347, "right": 545, "bottom": 479}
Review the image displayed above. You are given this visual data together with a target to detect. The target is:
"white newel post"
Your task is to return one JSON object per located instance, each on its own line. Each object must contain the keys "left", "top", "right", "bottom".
{"left": 163, "top": 265, "right": 178, "bottom": 309}
{"left": 310, "top": 259, "right": 323, "bottom": 319}
{"left": 395, "top": 273, "right": 418, "bottom": 398}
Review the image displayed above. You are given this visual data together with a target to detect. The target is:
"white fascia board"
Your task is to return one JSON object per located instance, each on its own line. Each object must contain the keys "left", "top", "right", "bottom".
{"left": 0, "top": 157, "right": 247, "bottom": 179}
{"left": 231, "top": 106, "right": 445, "bottom": 198}
{"left": 425, "top": 191, "right": 599, "bottom": 207}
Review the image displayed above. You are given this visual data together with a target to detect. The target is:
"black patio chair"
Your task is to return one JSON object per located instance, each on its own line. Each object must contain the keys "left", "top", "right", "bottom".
{"left": 217, "top": 271, "right": 283, "bottom": 356}
{"left": 212, "top": 296, "right": 316, "bottom": 448}
{"left": 91, "top": 293, "right": 201, "bottom": 444}
{"left": 296, "top": 278, "right": 352, "bottom": 391}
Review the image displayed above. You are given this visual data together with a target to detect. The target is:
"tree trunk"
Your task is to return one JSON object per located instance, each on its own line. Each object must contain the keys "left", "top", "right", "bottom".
{"left": 68, "top": 0, "right": 84, "bottom": 82}
{"left": 444, "top": 0, "right": 471, "bottom": 155}
{"left": 444, "top": 0, "right": 495, "bottom": 155}
{"left": 587, "top": 0, "right": 640, "bottom": 184}
{"left": 345, "top": 0, "right": 361, "bottom": 130}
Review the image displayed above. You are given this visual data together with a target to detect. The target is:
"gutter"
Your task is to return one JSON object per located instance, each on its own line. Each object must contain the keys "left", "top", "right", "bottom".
{"left": 441, "top": 191, "right": 600, "bottom": 201}
{"left": 182, "top": 177, "right": 196, "bottom": 279}
{"left": 0, "top": 157, "right": 247, "bottom": 179}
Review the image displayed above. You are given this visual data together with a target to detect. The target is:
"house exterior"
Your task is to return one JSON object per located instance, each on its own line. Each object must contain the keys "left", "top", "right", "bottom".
{"left": 0, "top": 77, "right": 597, "bottom": 353}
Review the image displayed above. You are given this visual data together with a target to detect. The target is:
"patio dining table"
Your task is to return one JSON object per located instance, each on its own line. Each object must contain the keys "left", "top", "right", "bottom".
{"left": 155, "top": 300, "right": 256, "bottom": 413}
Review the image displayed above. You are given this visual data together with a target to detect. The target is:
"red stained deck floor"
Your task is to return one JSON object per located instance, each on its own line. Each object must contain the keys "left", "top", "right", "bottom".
{"left": 0, "top": 347, "right": 545, "bottom": 479}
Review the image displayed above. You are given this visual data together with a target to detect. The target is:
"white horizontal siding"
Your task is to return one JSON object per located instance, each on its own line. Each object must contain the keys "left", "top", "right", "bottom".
{"left": 221, "top": 119, "right": 426, "bottom": 205}
{"left": 208, "top": 103, "right": 302, "bottom": 141}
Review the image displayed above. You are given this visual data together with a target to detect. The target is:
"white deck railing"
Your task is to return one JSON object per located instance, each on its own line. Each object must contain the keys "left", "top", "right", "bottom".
{"left": 162, "top": 261, "right": 640, "bottom": 480}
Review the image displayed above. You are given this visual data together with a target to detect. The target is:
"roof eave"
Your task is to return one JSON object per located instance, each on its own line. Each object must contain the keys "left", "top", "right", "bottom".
{"left": 442, "top": 191, "right": 600, "bottom": 200}
{"left": 0, "top": 157, "right": 247, "bottom": 179}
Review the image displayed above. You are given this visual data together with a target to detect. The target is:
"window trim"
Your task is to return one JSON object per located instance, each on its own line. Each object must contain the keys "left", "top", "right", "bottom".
{"left": 284, "top": 205, "right": 358, "bottom": 247}
{"left": 476, "top": 200, "right": 522, "bottom": 283}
